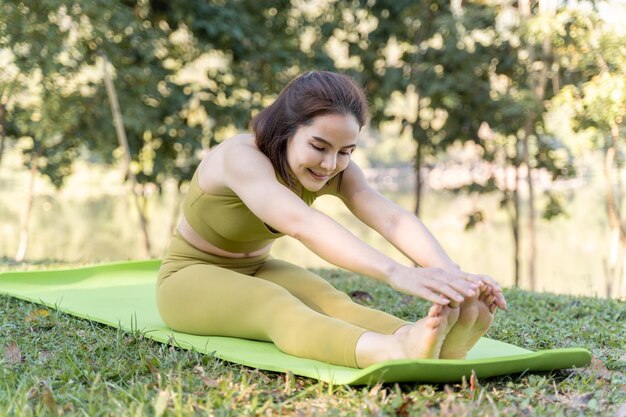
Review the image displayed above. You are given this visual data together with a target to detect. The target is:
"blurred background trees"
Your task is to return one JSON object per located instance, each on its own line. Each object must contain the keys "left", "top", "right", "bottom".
{"left": 1, "top": 0, "right": 624, "bottom": 298}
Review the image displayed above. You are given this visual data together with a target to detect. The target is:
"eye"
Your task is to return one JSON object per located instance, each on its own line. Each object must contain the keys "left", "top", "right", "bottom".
{"left": 339, "top": 150, "right": 353, "bottom": 156}
{"left": 310, "top": 144, "right": 324, "bottom": 152}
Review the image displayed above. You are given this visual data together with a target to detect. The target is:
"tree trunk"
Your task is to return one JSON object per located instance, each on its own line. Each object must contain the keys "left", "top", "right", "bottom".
{"left": 606, "top": 227, "right": 620, "bottom": 297}
{"left": 15, "top": 152, "right": 39, "bottom": 262}
{"left": 615, "top": 241, "right": 626, "bottom": 301}
{"left": 167, "top": 187, "right": 183, "bottom": 252}
{"left": 513, "top": 164, "right": 522, "bottom": 287}
{"left": 521, "top": 123, "right": 537, "bottom": 290}
{"left": 101, "top": 53, "right": 151, "bottom": 258}
{"left": 0, "top": 104, "right": 6, "bottom": 167}
{"left": 518, "top": 0, "right": 555, "bottom": 291}
{"left": 603, "top": 125, "right": 626, "bottom": 298}
{"left": 414, "top": 138, "right": 423, "bottom": 217}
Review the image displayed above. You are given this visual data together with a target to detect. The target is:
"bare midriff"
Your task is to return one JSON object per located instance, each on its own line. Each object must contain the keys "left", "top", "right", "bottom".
{"left": 177, "top": 215, "right": 273, "bottom": 258}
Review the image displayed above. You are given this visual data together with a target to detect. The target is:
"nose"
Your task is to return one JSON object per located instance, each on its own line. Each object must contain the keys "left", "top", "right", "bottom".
{"left": 320, "top": 153, "right": 337, "bottom": 172}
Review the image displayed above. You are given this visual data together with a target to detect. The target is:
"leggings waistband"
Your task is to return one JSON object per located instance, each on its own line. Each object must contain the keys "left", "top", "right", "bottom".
{"left": 158, "top": 233, "right": 270, "bottom": 284}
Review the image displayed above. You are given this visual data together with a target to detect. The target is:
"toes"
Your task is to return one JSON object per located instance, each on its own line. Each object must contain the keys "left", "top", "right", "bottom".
{"left": 428, "top": 304, "right": 443, "bottom": 318}
{"left": 426, "top": 315, "right": 444, "bottom": 330}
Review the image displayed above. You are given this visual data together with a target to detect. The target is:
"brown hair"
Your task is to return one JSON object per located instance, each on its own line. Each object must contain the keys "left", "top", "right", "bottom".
{"left": 251, "top": 71, "right": 368, "bottom": 188}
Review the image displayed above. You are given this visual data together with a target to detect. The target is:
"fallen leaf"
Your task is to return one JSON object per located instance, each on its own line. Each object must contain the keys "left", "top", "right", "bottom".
{"left": 4, "top": 341, "right": 22, "bottom": 364}
{"left": 193, "top": 365, "right": 219, "bottom": 387}
{"left": 349, "top": 290, "right": 374, "bottom": 303}
{"left": 587, "top": 356, "right": 624, "bottom": 380}
{"left": 25, "top": 309, "right": 50, "bottom": 322}
{"left": 395, "top": 397, "right": 412, "bottom": 417}
{"left": 145, "top": 357, "right": 159, "bottom": 377}
{"left": 27, "top": 385, "right": 39, "bottom": 401}
{"left": 41, "top": 384, "right": 58, "bottom": 413}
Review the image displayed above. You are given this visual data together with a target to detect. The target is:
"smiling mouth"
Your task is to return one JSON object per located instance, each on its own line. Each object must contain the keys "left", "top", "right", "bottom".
{"left": 307, "top": 169, "right": 330, "bottom": 181}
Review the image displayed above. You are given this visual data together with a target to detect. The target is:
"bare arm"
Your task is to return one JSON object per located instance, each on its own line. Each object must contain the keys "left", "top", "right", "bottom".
{"left": 335, "top": 162, "right": 507, "bottom": 309}
{"left": 223, "top": 143, "right": 469, "bottom": 305}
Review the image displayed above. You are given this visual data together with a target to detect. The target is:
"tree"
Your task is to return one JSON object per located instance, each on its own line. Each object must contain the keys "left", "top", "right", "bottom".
{"left": 320, "top": 0, "right": 576, "bottom": 287}
{"left": 1, "top": 1, "right": 87, "bottom": 261}
{"left": 553, "top": 5, "right": 626, "bottom": 298}
{"left": 1, "top": 0, "right": 339, "bottom": 260}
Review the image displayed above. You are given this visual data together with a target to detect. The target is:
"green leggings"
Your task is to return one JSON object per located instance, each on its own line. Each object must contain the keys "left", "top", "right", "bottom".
{"left": 156, "top": 233, "right": 409, "bottom": 368}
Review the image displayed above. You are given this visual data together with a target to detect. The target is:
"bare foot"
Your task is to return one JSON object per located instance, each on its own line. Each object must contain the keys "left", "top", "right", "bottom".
{"left": 355, "top": 304, "right": 459, "bottom": 368}
{"left": 397, "top": 303, "right": 460, "bottom": 360}
{"left": 439, "top": 285, "right": 496, "bottom": 360}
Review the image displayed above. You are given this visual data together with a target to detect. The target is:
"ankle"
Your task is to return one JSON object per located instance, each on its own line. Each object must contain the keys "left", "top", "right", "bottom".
{"left": 355, "top": 332, "right": 400, "bottom": 368}
{"left": 393, "top": 324, "right": 412, "bottom": 335}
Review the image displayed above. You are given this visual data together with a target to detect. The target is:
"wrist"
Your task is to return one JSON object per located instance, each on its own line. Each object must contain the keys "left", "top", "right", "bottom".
{"left": 382, "top": 260, "right": 404, "bottom": 284}
{"left": 441, "top": 261, "right": 461, "bottom": 272}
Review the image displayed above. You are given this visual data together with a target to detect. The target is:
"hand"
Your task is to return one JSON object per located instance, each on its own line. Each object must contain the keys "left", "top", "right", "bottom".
{"left": 388, "top": 265, "right": 482, "bottom": 305}
{"left": 388, "top": 265, "right": 508, "bottom": 310}
{"left": 441, "top": 265, "right": 508, "bottom": 310}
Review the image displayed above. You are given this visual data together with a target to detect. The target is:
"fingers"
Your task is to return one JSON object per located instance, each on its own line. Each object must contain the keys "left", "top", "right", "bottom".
{"left": 460, "top": 271, "right": 508, "bottom": 310}
{"left": 448, "top": 278, "right": 481, "bottom": 298}
{"left": 432, "top": 283, "right": 466, "bottom": 304}
{"left": 476, "top": 274, "right": 502, "bottom": 294}
{"left": 428, "top": 303, "right": 443, "bottom": 317}
{"left": 448, "top": 270, "right": 509, "bottom": 311}
{"left": 479, "top": 277, "right": 507, "bottom": 310}
{"left": 423, "top": 268, "right": 481, "bottom": 301}
{"left": 397, "top": 267, "right": 508, "bottom": 310}
{"left": 418, "top": 287, "right": 453, "bottom": 306}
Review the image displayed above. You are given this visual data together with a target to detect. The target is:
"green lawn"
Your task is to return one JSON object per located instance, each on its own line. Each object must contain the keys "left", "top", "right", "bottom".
{"left": 1, "top": 264, "right": 625, "bottom": 416}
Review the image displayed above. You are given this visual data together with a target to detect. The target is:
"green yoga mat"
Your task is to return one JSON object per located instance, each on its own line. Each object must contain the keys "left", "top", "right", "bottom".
{"left": 0, "top": 260, "right": 591, "bottom": 385}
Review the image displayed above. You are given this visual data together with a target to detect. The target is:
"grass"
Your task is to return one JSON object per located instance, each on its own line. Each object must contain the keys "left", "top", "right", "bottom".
{"left": 1, "top": 263, "right": 625, "bottom": 416}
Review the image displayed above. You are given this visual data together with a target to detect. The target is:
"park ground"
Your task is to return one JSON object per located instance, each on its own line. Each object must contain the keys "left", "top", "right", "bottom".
{"left": 1, "top": 261, "right": 625, "bottom": 416}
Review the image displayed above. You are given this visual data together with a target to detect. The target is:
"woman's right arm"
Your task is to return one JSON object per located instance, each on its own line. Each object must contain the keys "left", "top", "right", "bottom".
{"left": 222, "top": 143, "right": 475, "bottom": 305}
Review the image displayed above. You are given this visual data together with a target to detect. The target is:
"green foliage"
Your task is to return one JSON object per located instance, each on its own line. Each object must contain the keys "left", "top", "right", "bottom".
{"left": 1, "top": 0, "right": 338, "bottom": 189}
{"left": 1, "top": 0, "right": 619, "bottom": 195}
{"left": 553, "top": 6, "right": 626, "bottom": 149}
{"left": 542, "top": 191, "right": 568, "bottom": 221}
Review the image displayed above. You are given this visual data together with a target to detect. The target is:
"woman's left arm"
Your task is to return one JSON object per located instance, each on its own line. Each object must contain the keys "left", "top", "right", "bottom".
{"left": 331, "top": 162, "right": 507, "bottom": 309}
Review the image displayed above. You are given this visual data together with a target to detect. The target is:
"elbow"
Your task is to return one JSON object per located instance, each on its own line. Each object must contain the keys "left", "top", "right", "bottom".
{"left": 383, "top": 209, "right": 403, "bottom": 239}
{"left": 282, "top": 208, "right": 318, "bottom": 242}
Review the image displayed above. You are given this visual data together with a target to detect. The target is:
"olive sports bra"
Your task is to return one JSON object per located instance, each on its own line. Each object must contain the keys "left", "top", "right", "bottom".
{"left": 182, "top": 168, "right": 319, "bottom": 253}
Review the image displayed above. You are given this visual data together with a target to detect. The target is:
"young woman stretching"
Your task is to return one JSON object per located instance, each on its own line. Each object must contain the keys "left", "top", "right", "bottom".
{"left": 156, "top": 71, "right": 507, "bottom": 368}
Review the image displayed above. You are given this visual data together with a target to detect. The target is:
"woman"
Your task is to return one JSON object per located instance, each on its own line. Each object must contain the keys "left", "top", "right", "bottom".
{"left": 157, "top": 71, "right": 507, "bottom": 369}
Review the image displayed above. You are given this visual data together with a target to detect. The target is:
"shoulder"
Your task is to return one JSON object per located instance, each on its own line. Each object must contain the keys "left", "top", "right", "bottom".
{"left": 198, "top": 133, "right": 270, "bottom": 170}
{"left": 318, "top": 160, "right": 371, "bottom": 201}
{"left": 222, "top": 133, "right": 272, "bottom": 170}
{"left": 217, "top": 134, "right": 277, "bottom": 188}
{"left": 197, "top": 133, "right": 275, "bottom": 192}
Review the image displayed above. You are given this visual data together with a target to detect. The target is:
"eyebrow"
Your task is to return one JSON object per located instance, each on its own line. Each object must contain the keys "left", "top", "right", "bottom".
{"left": 312, "top": 136, "right": 357, "bottom": 149}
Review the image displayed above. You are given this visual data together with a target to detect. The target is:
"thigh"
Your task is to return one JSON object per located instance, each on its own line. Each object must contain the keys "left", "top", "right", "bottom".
{"left": 156, "top": 262, "right": 368, "bottom": 367}
{"left": 253, "top": 259, "right": 409, "bottom": 334}
{"left": 157, "top": 263, "right": 294, "bottom": 340}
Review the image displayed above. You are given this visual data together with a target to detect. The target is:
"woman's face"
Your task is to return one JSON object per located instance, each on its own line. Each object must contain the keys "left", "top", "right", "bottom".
{"left": 286, "top": 113, "right": 359, "bottom": 192}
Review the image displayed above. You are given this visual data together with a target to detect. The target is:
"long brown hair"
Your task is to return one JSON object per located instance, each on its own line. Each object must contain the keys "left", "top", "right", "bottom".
{"left": 251, "top": 71, "right": 368, "bottom": 188}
